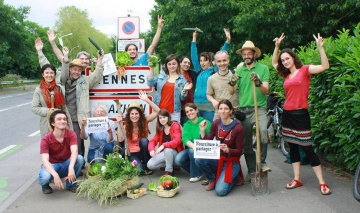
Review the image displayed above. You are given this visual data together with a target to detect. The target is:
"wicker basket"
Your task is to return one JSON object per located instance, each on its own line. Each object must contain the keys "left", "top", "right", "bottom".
{"left": 127, "top": 187, "right": 147, "bottom": 199}
{"left": 156, "top": 186, "right": 180, "bottom": 198}
{"left": 85, "top": 157, "right": 107, "bottom": 179}
{"left": 110, "top": 176, "right": 139, "bottom": 197}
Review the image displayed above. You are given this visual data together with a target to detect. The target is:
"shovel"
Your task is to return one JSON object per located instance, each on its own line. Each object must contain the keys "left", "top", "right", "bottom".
{"left": 46, "top": 91, "right": 56, "bottom": 131}
{"left": 114, "top": 100, "right": 130, "bottom": 158}
{"left": 250, "top": 81, "right": 269, "bottom": 196}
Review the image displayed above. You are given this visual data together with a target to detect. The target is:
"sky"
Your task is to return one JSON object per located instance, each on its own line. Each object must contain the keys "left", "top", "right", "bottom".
{"left": 4, "top": 0, "right": 156, "bottom": 35}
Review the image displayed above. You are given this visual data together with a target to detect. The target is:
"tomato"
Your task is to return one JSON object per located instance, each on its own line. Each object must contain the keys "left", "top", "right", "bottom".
{"left": 162, "top": 180, "right": 173, "bottom": 190}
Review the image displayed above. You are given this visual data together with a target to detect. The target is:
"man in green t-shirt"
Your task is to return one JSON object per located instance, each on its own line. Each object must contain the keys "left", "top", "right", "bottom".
{"left": 229, "top": 41, "right": 270, "bottom": 183}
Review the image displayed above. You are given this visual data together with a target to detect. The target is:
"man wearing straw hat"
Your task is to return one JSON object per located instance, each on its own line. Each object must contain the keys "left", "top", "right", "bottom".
{"left": 228, "top": 41, "right": 270, "bottom": 183}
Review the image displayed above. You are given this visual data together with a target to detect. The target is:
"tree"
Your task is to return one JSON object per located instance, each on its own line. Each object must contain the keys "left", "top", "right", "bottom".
{"left": 0, "top": 0, "right": 54, "bottom": 78}
{"left": 54, "top": 6, "right": 112, "bottom": 60}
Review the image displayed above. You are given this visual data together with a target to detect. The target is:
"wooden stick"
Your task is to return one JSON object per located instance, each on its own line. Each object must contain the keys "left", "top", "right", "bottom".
{"left": 252, "top": 81, "right": 262, "bottom": 173}
{"left": 114, "top": 100, "right": 130, "bottom": 157}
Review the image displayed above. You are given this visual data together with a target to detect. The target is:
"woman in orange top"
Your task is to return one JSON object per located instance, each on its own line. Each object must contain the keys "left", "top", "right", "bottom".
{"left": 116, "top": 90, "right": 160, "bottom": 175}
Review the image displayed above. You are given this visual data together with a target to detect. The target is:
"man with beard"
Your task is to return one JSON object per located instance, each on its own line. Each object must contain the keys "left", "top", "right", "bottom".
{"left": 228, "top": 41, "right": 270, "bottom": 183}
{"left": 125, "top": 15, "right": 165, "bottom": 66}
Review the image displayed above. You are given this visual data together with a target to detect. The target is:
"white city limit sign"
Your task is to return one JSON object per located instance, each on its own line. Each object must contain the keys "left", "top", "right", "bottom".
{"left": 85, "top": 66, "right": 153, "bottom": 93}
{"left": 90, "top": 95, "right": 153, "bottom": 120}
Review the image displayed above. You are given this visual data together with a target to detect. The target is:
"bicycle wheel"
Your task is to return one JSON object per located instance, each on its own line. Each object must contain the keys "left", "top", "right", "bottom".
{"left": 280, "top": 137, "right": 289, "bottom": 156}
{"left": 353, "top": 162, "right": 360, "bottom": 201}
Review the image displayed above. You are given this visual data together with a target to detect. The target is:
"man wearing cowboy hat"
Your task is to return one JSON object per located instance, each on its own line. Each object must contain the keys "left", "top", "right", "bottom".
{"left": 59, "top": 46, "right": 105, "bottom": 161}
{"left": 228, "top": 40, "right": 271, "bottom": 182}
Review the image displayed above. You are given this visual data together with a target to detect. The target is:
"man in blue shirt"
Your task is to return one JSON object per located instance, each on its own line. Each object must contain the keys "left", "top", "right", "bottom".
{"left": 125, "top": 15, "right": 164, "bottom": 66}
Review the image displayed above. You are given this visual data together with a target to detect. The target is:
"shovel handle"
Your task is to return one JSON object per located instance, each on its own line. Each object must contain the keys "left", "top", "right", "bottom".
{"left": 50, "top": 91, "right": 55, "bottom": 108}
{"left": 252, "top": 81, "right": 261, "bottom": 171}
{"left": 114, "top": 100, "right": 130, "bottom": 157}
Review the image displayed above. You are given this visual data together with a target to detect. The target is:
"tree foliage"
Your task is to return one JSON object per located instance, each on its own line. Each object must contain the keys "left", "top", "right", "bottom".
{"left": 0, "top": 0, "right": 55, "bottom": 78}
{"left": 148, "top": 0, "right": 360, "bottom": 68}
{"left": 54, "top": 6, "right": 112, "bottom": 60}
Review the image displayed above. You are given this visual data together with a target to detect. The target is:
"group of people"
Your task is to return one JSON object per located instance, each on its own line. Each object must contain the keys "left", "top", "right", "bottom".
{"left": 31, "top": 13, "right": 331, "bottom": 197}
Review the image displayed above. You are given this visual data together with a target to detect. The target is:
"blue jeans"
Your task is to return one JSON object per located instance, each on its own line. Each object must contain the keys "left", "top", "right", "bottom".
{"left": 199, "top": 110, "right": 214, "bottom": 122}
{"left": 38, "top": 155, "right": 84, "bottom": 188}
{"left": 195, "top": 158, "right": 239, "bottom": 196}
{"left": 87, "top": 142, "right": 115, "bottom": 163}
{"left": 127, "top": 138, "right": 150, "bottom": 172}
{"left": 175, "top": 149, "right": 202, "bottom": 178}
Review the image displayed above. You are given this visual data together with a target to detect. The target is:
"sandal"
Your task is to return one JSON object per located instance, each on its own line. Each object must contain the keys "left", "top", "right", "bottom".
{"left": 320, "top": 183, "right": 332, "bottom": 195}
{"left": 285, "top": 179, "right": 303, "bottom": 189}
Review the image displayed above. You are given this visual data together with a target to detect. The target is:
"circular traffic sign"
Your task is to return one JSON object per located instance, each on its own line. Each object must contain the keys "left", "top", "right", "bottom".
{"left": 122, "top": 21, "right": 135, "bottom": 35}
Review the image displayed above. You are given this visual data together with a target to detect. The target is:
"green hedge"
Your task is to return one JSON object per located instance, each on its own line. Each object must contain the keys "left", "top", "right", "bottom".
{"left": 259, "top": 23, "right": 360, "bottom": 171}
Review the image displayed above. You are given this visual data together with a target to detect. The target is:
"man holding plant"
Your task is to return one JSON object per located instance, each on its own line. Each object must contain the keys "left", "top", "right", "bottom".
{"left": 125, "top": 15, "right": 165, "bottom": 66}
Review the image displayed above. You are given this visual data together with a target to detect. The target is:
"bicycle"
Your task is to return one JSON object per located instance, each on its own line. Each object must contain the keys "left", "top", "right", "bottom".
{"left": 354, "top": 161, "right": 360, "bottom": 201}
{"left": 266, "top": 92, "right": 288, "bottom": 155}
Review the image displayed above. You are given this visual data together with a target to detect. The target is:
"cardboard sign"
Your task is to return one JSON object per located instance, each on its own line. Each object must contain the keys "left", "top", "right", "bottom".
{"left": 193, "top": 140, "right": 220, "bottom": 159}
{"left": 85, "top": 66, "right": 152, "bottom": 93}
{"left": 89, "top": 95, "right": 153, "bottom": 120}
{"left": 85, "top": 117, "right": 108, "bottom": 133}
{"left": 102, "top": 53, "right": 117, "bottom": 76}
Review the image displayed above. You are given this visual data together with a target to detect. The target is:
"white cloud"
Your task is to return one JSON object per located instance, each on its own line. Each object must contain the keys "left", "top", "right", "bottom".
{"left": 4, "top": 0, "right": 156, "bottom": 36}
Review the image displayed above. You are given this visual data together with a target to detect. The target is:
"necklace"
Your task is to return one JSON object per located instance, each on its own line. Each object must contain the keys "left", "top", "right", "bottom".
{"left": 217, "top": 70, "right": 229, "bottom": 76}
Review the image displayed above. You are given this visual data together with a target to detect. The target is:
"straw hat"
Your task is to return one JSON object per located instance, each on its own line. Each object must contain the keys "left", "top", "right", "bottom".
{"left": 236, "top": 41, "right": 261, "bottom": 58}
{"left": 70, "top": 58, "right": 86, "bottom": 69}
{"left": 126, "top": 101, "right": 144, "bottom": 112}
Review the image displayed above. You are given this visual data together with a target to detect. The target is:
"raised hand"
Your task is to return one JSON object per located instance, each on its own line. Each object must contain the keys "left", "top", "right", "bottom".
{"left": 228, "top": 74, "right": 241, "bottom": 86}
{"left": 199, "top": 120, "right": 208, "bottom": 132}
{"left": 224, "top": 28, "right": 231, "bottom": 42}
{"left": 47, "top": 29, "right": 57, "bottom": 43}
{"left": 35, "top": 37, "right": 43, "bottom": 51}
{"left": 138, "top": 90, "right": 148, "bottom": 101}
{"left": 158, "top": 15, "right": 165, "bottom": 28}
{"left": 313, "top": 33, "right": 324, "bottom": 48}
{"left": 98, "top": 48, "right": 104, "bottom": 59}
{"left": 273, "top": 33, "right": 285, "bottom": 47}
{"left": 62, "top": 47, "right": 69, "bottom": 57}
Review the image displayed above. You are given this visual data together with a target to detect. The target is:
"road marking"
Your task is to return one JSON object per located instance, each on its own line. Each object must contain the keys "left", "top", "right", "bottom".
{"left": 0, "top": 145, "right": 23, "bottom": 160}
{"left": 28, "top": 130, "right": 40, "bottom": 137}
{"left": 0, "top": 92, "right": 33, "bottom": 100}
{"left": 0, "top": 177, "right": 9, "bottom": 202}
{"left": 0, "top": 145, "right": 17, "bottom": 155}
{"left": 0, "top": 102, "right": 31, "bottom": 113}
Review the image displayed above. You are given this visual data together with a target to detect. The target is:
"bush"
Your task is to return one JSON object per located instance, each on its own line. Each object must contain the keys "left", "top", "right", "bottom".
{"left": 260, "top": 23, "right": 360, "bottom": 171}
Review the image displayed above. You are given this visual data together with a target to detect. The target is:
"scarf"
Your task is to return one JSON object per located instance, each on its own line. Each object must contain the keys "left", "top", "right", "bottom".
{"left": 216, "top": 156, "right": 240, "bottom": 184}
{"left": 40, "top": 79, "right": 65, "bottom": 109}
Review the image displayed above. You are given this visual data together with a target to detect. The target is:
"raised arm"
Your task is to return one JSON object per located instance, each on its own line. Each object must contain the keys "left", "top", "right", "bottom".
{"left": 88, "top": 49, "right": 105, "bottom": 88}
{"left": 147, "top": 15, "right": 165, "bottom": 56}
{"left": 138, "top": 90, "right": 160, "bottom": 122}
{"left": 61, "top": 47, "right": 70, "bottom": 84}
{"left": 48, "top": 29, "right": 64, "bottom": 62}
{"left": 191, "top": 30, "right": 201, "bottom": 73}
{"left": 272, "top": 33, "right": 285, "bottom": 70}
{"left": 308, "top": 33, "right": 329, "bottom": 75}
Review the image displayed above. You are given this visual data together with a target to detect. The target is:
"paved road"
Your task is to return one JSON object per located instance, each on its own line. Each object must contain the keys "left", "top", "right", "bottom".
{"left": 0, "top": 86, "right": 359, "bottom": 212}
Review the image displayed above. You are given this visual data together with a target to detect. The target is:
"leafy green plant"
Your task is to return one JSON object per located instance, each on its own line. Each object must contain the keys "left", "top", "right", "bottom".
{"left": 77, "top": 153, "right": 140, "bottom": 206}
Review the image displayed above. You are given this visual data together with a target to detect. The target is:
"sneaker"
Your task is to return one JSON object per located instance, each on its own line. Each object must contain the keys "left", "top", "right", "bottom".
{"left": 205, "top": 181, "right": 215, "bottom": 191}
{"left": 189, "top": 175, "right": 204, "bottom": 183}
{"left": 66, "top": 186, "right": 78, "bottom": 193}
{"left": 42, "top": 185, "right": 53, "bottom": 194}
{"left": 261, "top": 163, "right": 272, "bottom": 172}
